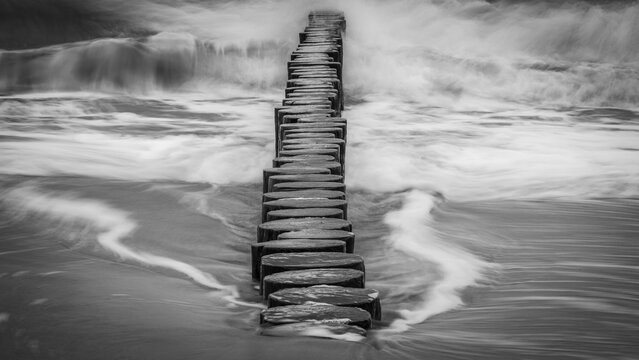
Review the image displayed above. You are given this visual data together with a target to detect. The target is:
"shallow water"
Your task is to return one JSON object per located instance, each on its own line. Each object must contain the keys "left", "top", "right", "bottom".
{"left": 2, "top": 0, "right": 639, "bottom": 359}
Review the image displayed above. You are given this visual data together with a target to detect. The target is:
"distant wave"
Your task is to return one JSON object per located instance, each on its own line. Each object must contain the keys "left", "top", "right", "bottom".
{"left": 0, "top": 33, "right": 292, "bottom": 93}
{"left": 2, "top": 0, "right": 638, "bottom": 107}
{"left": 0, "top": 0, "right": 153, "bottom": 50}
{"left": 1, "top": 33, "right": 197, "bottom": 93}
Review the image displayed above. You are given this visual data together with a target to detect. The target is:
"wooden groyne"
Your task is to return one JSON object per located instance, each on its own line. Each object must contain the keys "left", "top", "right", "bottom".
{"left": 251, "top": 10, "right": 381, "bottom": 338}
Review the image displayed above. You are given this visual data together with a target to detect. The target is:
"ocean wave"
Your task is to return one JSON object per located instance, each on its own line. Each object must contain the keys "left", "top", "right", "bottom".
{"left": 2, "top": 0, "right": 638, "bottom": 107}
{"left": 0, "top": 33, "right": 294, "bottom": 94}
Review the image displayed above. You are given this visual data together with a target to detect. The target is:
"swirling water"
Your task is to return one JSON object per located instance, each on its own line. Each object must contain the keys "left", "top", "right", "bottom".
{"left": 1, "top": 0, "right": 638, "bottom": 359}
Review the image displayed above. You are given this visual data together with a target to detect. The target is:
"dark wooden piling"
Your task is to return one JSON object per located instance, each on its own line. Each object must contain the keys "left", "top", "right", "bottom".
{"left": 262, "top": 167, "right": 331, "bottom": 194}
{"left": 265, "top": 207, "right": 344, "bottom": 221}
{"left": 271, "top": 181, "right": 346, "bottom": 192}
{"left": 262, "top": 268, "right": 365, "bottom": 300}
{"left": 268, "top": 286, "right": 382, "bottom": 320}
{"left": 267, "top": 173, "right": 343, "bottom": 191}
{"left": 250, "top": 10, "right": 381, "bottom": 337}
{"left": 277, "top": 229, "right": 355, "bottom": 253}
{"left": 260, "top": 252, "right": 365, "bottom": 283}
{"left": 280, "top": 161, "right": 343, "bottom": 176}
{"left": 260, "top": 303, "right": 371, "bottom": 330}
{"left": 258, "top": 218, "right": 352, "bottom": 243}
{"left": 259, "top": 252, "right": 365, "bottom": 295}
{"left": 251, "top": 239, "right": 346, "bottom": 281}
{"left": 262, "top": 189, "right": 346, "bottom": 202}
{"left": 263, "top": 198, "right": 348, "bottom": 221}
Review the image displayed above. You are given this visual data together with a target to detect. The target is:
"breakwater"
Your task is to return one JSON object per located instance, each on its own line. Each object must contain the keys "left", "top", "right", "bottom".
{"left": 251, "top": 10, "right": 381, "bottom": 339}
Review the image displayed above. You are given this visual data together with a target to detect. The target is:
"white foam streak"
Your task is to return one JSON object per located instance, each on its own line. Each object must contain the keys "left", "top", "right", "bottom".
{"left": 346, "top": 100, "right": 639, "bottom": 200}
{"left": 1, "top": 93, "right": 275, "bottom": 184}
{"left": 382, "top": 190, "right": 493, "bottom": 333}
{"left": 1, "top": 134, "right": 270, "bottom": 183}
{"left": 1, "top": 185, "right": 238, "bottom": 297}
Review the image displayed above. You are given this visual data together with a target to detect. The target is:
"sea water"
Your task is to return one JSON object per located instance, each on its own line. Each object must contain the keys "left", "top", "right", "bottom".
{"left": 1, "top": 0, "right": 638, "bottom": 359}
